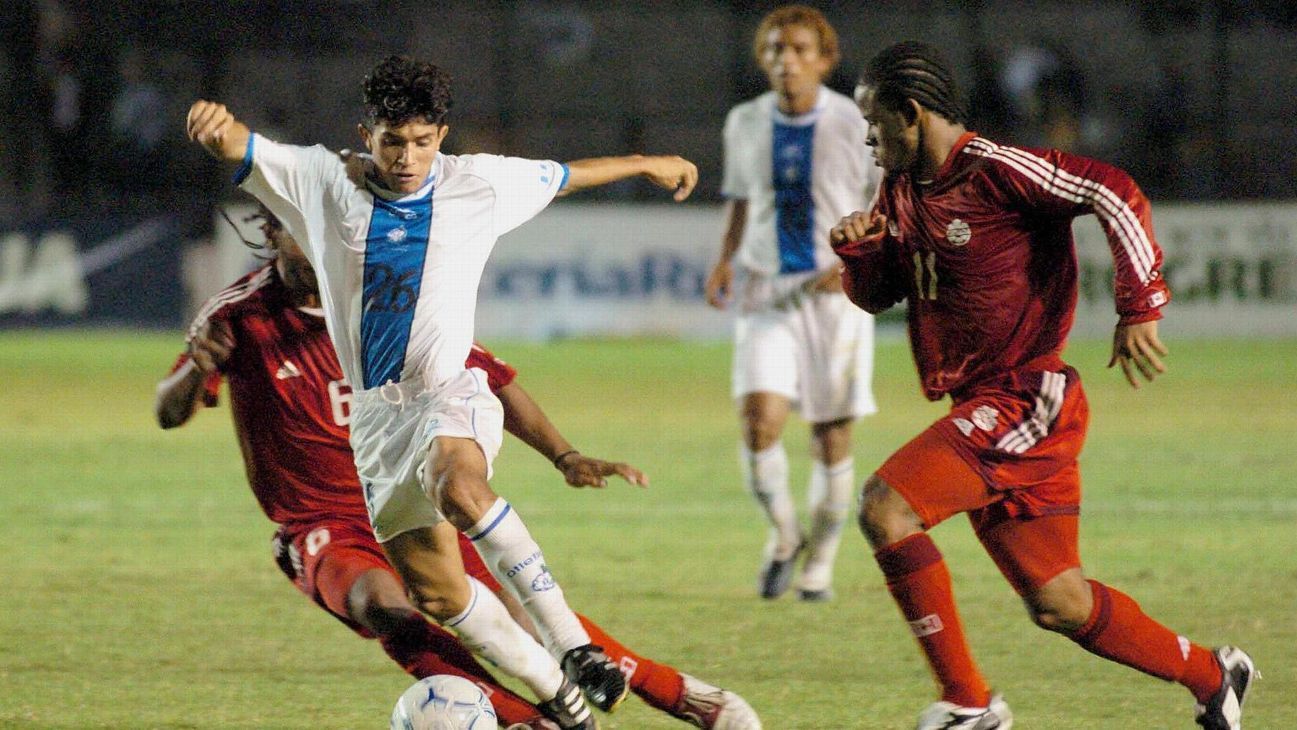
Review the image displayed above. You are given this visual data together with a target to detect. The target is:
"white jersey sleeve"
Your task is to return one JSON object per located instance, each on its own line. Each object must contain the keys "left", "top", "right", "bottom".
{"left": 236, "top": 133, "right": 352, "bottom": 260}
{"left": 720, "top": 106, "right": 748, "bottom": 200}
{"left": 462, "top": 154, "right": 567, "bottom": 238}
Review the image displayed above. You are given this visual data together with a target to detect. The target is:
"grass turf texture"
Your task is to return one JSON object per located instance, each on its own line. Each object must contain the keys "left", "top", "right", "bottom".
{"left": 1, "top": 331, "right": 1293, "bottom": 729}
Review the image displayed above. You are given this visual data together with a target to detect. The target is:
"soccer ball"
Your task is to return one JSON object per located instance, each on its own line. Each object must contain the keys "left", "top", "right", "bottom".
{"left": 389, "top": 674, "right": 498, "bottom": 730}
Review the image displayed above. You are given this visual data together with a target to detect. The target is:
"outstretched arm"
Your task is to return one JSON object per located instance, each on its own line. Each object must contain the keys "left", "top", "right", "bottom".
{"left": 185, "top": 101, "right": 251, "bottom": 163}
{"left": 497, "top": 381, "right": 648, "bottom": 489}
{"left": 155, "top": 320, "right": 234, "bottom": 429}
{"left": 560, "top": 155, "right": 698, "bottom": 201}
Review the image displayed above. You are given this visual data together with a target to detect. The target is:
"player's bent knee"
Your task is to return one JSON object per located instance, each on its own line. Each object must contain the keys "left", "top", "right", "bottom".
{"left": 857, "top": 474, "right": 921, "bottom": 548}
{"left": 405, "top": 583, "right": 466, "bottom": 622}
{"left": 347, "top": 569, "right": 418, "bottom": 633}
{"left": 1025, "top": 570, "right": 1092, "bottom": 633}
{"left": 742, "top": 418, "right": 783, "bottom": 451}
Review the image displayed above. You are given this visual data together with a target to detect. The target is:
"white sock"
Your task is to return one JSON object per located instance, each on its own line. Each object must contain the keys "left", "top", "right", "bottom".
{"left": 739, "top": 442, "right": 801, "bottom": 559}
{"left": 799, "top": 457, "right": 854, "bottom": 590}
{"left": 465, "top": 498, "right": 591, "bottom": 655}
{"left": 445, "top": 576, "right": 563, "bottom": 699}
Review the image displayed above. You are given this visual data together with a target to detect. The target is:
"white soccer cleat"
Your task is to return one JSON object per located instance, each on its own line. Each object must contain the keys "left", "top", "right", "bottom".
{"left": 1195, "top": 646, "right": 1256, "bottom": 730}
{"left": 676, "top": 674, "right": 762, "bottom": 729}
{"left": 915, "top": 692, "right": 1012, "bottom": 730}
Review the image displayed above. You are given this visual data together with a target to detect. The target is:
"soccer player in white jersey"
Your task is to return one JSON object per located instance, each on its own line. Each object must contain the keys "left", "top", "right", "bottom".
{"left": 186, "top": 55, "right": 697, "bottom": 730}
{"left": 705, "top": 6, "right": 881, "bottom": 602}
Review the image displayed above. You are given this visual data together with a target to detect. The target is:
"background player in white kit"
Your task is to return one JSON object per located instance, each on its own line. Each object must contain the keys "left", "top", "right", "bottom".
{"left": 186, "top": 55, "right": 697, "bottom": 729}
{"left": 705, "top": 6, "right": 880, "bottom": 602}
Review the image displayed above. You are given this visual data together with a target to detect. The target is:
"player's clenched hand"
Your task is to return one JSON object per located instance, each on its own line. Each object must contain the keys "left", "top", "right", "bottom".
{"left": 705, "top": 259, "right": 734, "bottom": 309}
{"left": 643, "top": 156, "right": 699, "bottom": 202}
{"left": 1109, "top": 320, "right": 1168, "bottom": 389}
{"left": 189, "top": 320, "right": 235, "bottom": 374}
{"left": 830, "top": 211, "right": 887, "bottom": 250}
{"left": 186, "top": 101, "right": 235, "bottom": 155}
{"left": 557, "top": 452, "right": 648, "bottom": 489}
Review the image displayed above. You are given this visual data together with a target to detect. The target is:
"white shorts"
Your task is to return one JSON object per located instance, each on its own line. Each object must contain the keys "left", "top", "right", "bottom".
{"left": 349, "top": 368, "right": 505, "bottom": 543}
{"left": 732, "top": 289, "right": 877, "bottom": 423}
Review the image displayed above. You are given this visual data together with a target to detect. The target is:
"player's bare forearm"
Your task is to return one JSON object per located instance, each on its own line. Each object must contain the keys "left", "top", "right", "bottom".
{"left": 154, "top": 360, "right": 206, "bottom": 429}
{"left": 561, "top": 155, "right": 698, "bottom": 201}
{"left": 497, "top": 381, "right": 647, "bottom": 488}
{"left": 1108, "top": 319, "right": 1168, "bottom": 389}
{"left": 185, "top": 100, "right": 251, "bottom": 163}
{"left": 705, "top": 200, "right": 746, "bottom": 309}
{"left": 498, "top": 382, "right": 574, "bottom": 466}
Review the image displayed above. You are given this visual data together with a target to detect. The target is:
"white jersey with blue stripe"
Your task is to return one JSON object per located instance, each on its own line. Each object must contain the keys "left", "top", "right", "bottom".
{"left": 237, "top": 133, "right": 566, "bottom": 391}
{"left": 721, "top": 86, "right": 879, "bottom": 278}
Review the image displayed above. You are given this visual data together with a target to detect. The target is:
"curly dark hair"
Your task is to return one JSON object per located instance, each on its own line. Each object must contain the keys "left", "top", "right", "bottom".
{"left": 362, "top": 55, "right": 453, "bottom": 127}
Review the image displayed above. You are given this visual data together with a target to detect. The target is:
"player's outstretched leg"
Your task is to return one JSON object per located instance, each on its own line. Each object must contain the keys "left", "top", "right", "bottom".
{"left": 576, "top": 614, "right": 761, "bottom": 729}
{"left": 463, "top": 497, "right": 627, "bottom": 713}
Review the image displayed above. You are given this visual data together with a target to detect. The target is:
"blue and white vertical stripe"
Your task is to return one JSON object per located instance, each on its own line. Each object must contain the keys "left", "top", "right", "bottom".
{"left": 772, "top": 120, "right": 816, "bottom": 274}
{"left": 360, "top": 192, "right": 433, "bottom": 389}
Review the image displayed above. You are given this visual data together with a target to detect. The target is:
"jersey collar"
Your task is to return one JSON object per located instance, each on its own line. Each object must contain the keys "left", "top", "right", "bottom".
{"left": 366, "top": 153, "right": 443, "bottom": 203}
{"left": 771, "top": 86, "right": 828, "bottom": 127}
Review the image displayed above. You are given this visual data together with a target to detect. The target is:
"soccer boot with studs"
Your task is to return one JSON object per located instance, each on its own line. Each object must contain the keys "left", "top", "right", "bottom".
{"left": 561, "top": 643, "right": 629, "bottom": 713}
{"left": 1195, "top": 646, "right": 1256, "bottom": 730}
{"left": 673, "top": 673, "right": 762, "bottom": 729}
{"left": 536, "top": 678, "right": 597, "bottom": 730}
{"left": 915, "top": 691, "right": 1012, "bottom": 730}
{"left": 757, "top": 538, "right": 805, "bottom": 599}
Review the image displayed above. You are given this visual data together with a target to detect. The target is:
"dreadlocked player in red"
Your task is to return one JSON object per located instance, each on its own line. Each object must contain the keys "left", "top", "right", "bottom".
{"left": 155, "top": 207, "right": 760, "bottom": 730}
{"left": 830, "top": 41, "right": 1253, "bottom": 730}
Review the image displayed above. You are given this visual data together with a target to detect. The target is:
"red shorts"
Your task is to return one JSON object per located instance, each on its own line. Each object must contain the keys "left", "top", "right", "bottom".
{"left": 273, "top": 518, "right": 502, "bottom": 637}
{"left": 876, "top": 366, "right": 1089, "bottom": 594}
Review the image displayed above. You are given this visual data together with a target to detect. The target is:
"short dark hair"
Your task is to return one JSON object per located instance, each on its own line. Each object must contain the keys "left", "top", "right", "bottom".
{"left": 859, "top": 41, "right": 967, "bottom": 125}
{"left": 362, "top": 55, "right": 453, "bottom": 128}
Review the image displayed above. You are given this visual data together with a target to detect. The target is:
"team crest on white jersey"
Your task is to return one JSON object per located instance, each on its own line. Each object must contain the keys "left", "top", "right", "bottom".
{"left": 387, "top": 226, "right": 407, "bottom": 243}
{"left": 945, "top": 218, "right": 971, "bottom": 246}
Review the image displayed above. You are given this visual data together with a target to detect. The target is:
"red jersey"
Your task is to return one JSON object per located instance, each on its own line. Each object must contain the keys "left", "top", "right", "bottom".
{"left": 175, "top": 265, "right": 517, "bottom": 529}
{"left": 835, "top": 133, "right": 1170, "bottom": 401}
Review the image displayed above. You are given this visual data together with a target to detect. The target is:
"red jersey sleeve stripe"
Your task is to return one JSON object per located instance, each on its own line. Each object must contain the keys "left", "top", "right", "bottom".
{"left": 965, "top": 139, "right": 1155, "bottom": 282}
{"left": 965, "top": 139, "right": 1156, "bottom": 284}
{"left": 185, "top": 267, "right": 275, "bottom": 343}
{"left": 983, "top": 141, "right": 1158, "bottom": 277}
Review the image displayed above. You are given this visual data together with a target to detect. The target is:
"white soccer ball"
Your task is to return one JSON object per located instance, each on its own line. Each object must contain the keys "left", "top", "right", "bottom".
{"left": 389, "top": 674, "right": 498, "bottom": 730}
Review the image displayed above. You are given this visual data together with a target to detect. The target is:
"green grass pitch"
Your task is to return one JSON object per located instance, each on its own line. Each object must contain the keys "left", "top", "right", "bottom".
{"left": 1, "top": 331, "right": 1294, "bottom": 728}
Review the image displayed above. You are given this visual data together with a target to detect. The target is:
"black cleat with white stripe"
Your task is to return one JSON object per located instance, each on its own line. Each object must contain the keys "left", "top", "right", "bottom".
{"left": 537, "top": 678, "right": 597, "bottom": 730}
{"left": 1195, "top": 646, "right": 1256, "bottom": 730}
{"left": 562, "top": 643, "right": 629, "bottom": 713}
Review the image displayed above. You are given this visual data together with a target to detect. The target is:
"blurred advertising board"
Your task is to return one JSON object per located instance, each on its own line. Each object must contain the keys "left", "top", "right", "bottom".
{"left": 9, "top": 202, "right": 1290, "bottom": 338}
{"left": 0, "top": 214, "right": 185, "bottom": 328}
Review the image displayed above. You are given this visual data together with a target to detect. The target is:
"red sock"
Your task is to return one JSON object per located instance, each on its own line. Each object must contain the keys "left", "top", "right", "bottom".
{"left": 378, "top": 615, "right": 541, "bottom": 725}
{"left": 577, "top": 613, "right": 685, "bottom": 715}
{"left": 876, "top": 533, "right": 990, "bottom": 707}
{"left": 1069, "top": 580, "right": 1222, "bottom": 702}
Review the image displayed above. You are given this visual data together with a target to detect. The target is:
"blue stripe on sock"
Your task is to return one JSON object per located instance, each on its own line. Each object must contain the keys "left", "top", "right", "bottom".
{"left": 445, "top": 579, "right": 479, "bottom": 628}
{"left": 469, "top": 503, "right": 512, "bottom": 542}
